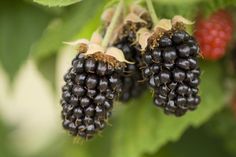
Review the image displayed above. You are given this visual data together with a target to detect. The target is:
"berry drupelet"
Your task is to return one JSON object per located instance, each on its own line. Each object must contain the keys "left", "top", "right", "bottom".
{"left": 142, "top": 23, "right": 201, "bottom": 116}
{"left": 61, "top": 52, "right": 123, "bottom": 139}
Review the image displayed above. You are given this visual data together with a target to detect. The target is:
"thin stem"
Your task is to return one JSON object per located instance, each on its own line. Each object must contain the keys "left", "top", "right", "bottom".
{"left": 146, "top": 0, "right": 159, "bottom": 25}
{"left": 102, "top": 0, "right": 124, "bottom": 48}
{"left": 134, "top": 0, "right": 145, "bottom": 4}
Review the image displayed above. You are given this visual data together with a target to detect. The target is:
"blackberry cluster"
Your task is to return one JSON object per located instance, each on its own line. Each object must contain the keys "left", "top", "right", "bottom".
{"left": 115, "top": 39, "right": 147, "bottom": 102}
{"left": 61, "top": 53, "right": 122, "bottom": 139}
{"left": 142, "top": 27, "right": 201, "bottom": 116}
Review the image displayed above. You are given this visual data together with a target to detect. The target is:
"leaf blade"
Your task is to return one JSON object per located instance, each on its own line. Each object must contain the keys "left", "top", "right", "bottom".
{"left": 32, "top": 0, "right": 105, "bottom": 60}
{"left": 33, "top": 0, "right": 81, "bottom": 7}
{"left": 0, "top": 1, "right": 53, "bottom": 81}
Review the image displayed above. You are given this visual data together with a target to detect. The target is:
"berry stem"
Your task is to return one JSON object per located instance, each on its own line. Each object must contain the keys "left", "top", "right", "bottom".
{"left": 102, "top": 0, "right": 124, "bottom": 48}
{"left": 145, "top": 0, "right": 159, "bottom": 25}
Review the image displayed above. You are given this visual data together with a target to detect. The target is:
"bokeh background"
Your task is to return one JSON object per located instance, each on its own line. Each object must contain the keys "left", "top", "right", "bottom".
{"left": 1, "top": 0, "right": 236, "bottom": 157}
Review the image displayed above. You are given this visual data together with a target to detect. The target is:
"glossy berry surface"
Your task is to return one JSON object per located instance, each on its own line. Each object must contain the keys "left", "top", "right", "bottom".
{"left": 143, "top": 29, "right": 201, "bottom": 116}
{"left": 195, "top": 10, "right": 233, "bottom": 60}
{"left": 61, "top": 53, "right": 122, "bottom": 139}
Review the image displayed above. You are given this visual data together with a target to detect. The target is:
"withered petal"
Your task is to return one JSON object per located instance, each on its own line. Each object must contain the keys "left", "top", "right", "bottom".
{"left": 124, "top": 13, "right": 147, "bottom": 24}
{"left": 136, "top": 28, "right": 152, "bottom": 51}
{"left": 172, "top": 15, "right": 194, "bottom": 26}
{"left": 90, "top": 32, "right": 103, "bottom": 45}
{"left": 130, "top": 4, "right": 148, "bottom": 17}
{"left": 63, "top": 39, "right": 89, "bottom": 46}
{"left": 85, "top": 43, "right": 105, "bottom": 55}
{"left": 106, "top": 47, "right": 134, "bottom": 64}
{"left": 101, "top": 7, "right": 115, "bottom": 23}
{"left": 154, "top": 19, "right": 172, "bottom": 31}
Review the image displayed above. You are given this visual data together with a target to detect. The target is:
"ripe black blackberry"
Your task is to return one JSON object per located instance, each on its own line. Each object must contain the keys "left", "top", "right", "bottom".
{"left": 61, "top": 52, "right": 123, "bottom": 139}
{"left": 113, "top": 13, "right": 152, "bottom": 102}
{"left": 142, "top": 23, "right": 201, "bottom": 116}
{"left": 115, "top": 37, "right": 147, "bottom": 102}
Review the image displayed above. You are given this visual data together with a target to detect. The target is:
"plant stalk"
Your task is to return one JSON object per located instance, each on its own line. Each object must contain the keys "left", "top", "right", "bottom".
{"left": 102, "top": 0, "right": 124, "bottom": 48}
{"left": 146, "top": 0, "right": 159, "bottom": 25}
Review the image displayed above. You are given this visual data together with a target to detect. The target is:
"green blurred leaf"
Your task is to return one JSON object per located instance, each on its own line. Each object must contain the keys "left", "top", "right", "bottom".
{"left": 155, "top": 0, "right": 204, "bottom": 4}
{"left": 200, "top": 0, "right": 236, "bottom": 16}
{"left": 154, "top": 3, "right": 197, "bottom": 19}
{"left": 146, "top": 126, "right": 234, "bottom": 157}
{"left": 0, "top": 117, "right": 19, "bottom": 157}
{"left": 30, "top": 122, "right": 115, "bottom": 157}
{"left": 204, "top": 109, "right": 236, "bottom": 156}
{"left": 0, "top": 1, "right": 53, "bottom": 81}
{"left": 32, "top": 0, "right": 106, "bottom": 60}
{"left": 33, "top": 0, "right": 81, "bottom": 7}
{"left": 36, "top": 54, "right": 57, "bottom": 91}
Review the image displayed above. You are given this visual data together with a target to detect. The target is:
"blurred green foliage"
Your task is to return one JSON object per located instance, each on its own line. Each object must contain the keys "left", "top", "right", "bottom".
{"left": 0, "top": 118, "right": 18, "bottom": 157}
{"left": 0, "top": 0, "right": 236, "bottom": 157}
{"left": 32, "top": 0, "right": 106, "bottom": 60}
{"left": 0, "top": 0, "right": 53, "bottom": 81}
{"left": 146, "top": 125, "right": 234, "bottom": 157}
{"left": 33, "top": 0, "right": 82, "bottom": 7}
{"left": 204, "top": 109, "right": 236, "bottom": 156}
{"left": 36, "top": 53, "right": 57, "bottom": 90}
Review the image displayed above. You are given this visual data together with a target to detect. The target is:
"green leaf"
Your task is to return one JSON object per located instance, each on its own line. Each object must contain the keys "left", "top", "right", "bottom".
{"left": 0, "top": 118, "right": 18, "bottom": 157}
{"left": 0, "top": 1, "right": 52, "bottom": 81}
{"left": 155, "top": 0, "right": 204, "bottom": 4}
{"left": 33, "top": 0, "right": 81, "bottom": 7}
{"left": 32, "top": 0, "right": 106, "bottom": 60}
{"left": 200, "top": 0, "right": 236, "bottom": 16}
{"left": 147, "top": 126, "right": 234, "bottom": 157}
{"left": 154, "top": 3, "right": 198, "bottom": 19}
{"left": 204, "top": 109, "right": 236, "bottom": 156}
{"left": 36, "top": 54, "right": 57, "bottom": 91}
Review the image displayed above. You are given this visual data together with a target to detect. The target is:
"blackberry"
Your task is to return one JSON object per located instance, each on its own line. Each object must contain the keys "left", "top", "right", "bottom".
{"left": 115, "top": 39, "right": 147, "bottom": 102}
{"left": 142, "top": 23, "right": 201, "bottom": 116}
{"left": 113, "top": 14, "right": 152, "bottom": 102}
{"left": 61, "top": 52, "right": 123, "bottom": 139}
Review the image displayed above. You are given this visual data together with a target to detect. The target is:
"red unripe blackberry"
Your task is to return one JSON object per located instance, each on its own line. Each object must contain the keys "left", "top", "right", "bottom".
{"left": 142, "top": 23, "right": 201, "bottom": 116}
{"left": 195, "top": 10, "right": 233, "bottom": 60}
{"left": 61, "top": 52, "right": 123, "bottom": 139}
